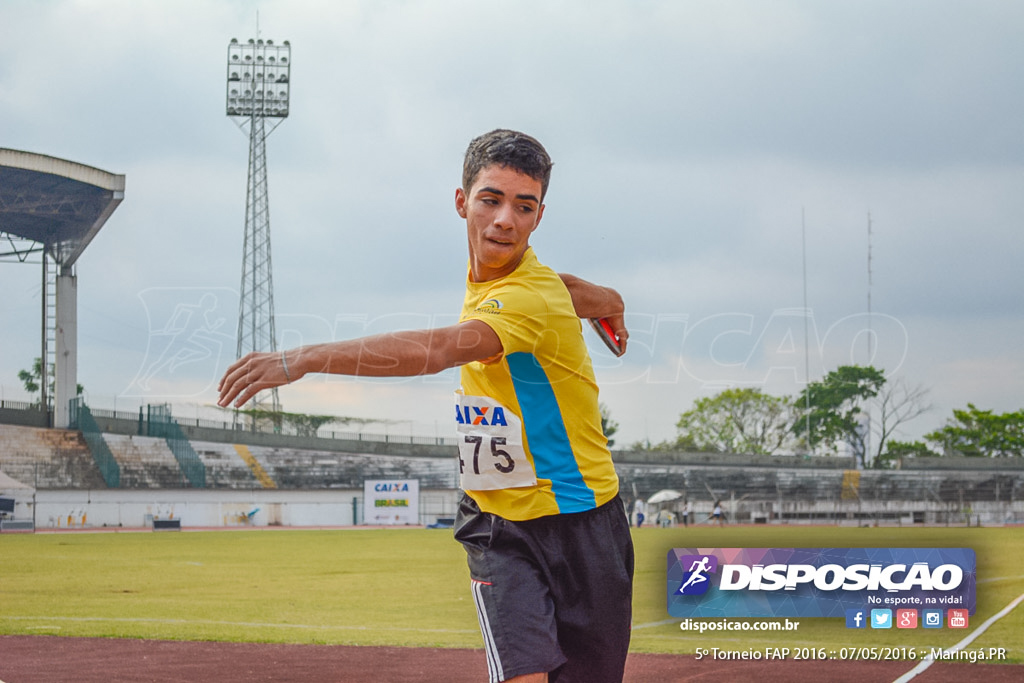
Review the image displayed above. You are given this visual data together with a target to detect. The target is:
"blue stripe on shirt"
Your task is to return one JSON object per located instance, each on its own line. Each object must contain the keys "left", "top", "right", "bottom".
{"left": 506, "top": 352, "right": 597, "bottom": 513}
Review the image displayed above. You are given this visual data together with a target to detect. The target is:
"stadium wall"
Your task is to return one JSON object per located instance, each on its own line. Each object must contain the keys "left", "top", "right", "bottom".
{"left": 30, "top": 488, "right": 462, "bottom": 529}
{"left": 0, "top": 403, "right": 49, "bottom": 428}
{"left": 22, "top": 488, "right": 1024, "bottom": 530}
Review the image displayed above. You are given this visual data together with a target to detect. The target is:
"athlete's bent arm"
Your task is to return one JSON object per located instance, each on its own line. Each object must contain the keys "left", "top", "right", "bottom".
{"left": 217, "top": 320, "right": 502, "bottom": 408}
{"left": 559, "top": 273, "right": 628, "bottom": 353}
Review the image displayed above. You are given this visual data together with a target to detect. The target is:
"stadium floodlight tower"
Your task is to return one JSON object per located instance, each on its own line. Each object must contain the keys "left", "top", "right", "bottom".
{"left": 226, "top": 36, "right": 291, "bottom": 416}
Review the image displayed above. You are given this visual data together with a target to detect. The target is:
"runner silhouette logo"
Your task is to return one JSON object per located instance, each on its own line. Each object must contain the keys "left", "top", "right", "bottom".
{"left": 676, "top": 555, "right": 718, "bottom": 595}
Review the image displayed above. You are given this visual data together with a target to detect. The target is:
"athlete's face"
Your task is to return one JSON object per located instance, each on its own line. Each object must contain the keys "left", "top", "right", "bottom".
{"left": 456, "top": 165, "right": 545, "bottom": 282}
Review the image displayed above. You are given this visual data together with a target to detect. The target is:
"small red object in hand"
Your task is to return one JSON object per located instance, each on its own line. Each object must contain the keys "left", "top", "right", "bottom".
{"left": 588, "top": 318, "right": 624, "bottom": 357}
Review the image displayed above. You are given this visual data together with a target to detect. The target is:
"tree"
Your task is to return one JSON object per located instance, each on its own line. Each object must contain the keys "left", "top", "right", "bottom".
{"left": 599, "top": 403, "right": 619, "bottom": 449}
{"left": 18, "top": 357, "right": 47, "bottom": 396}
{"left": 877, "top": 439, "right": 939, "bottom": 469}
{"left": 866, "top": 378, "right": 933, "bottom": 468}
{"left": 793, "top": 365, "right": 885, "bottom": 465}
{"left": 925, "top": 404, "right": 1024, "bottom": 457}
{"left": 233, "top": 408, "right": 369, "bottom": 437}
{"left": 674, "top": 387, "right": 799, "bottom": 455}
{"left": 628, "top": 432, "right": 699, "bottom": 452}
{"left": 18, "top": 357, "right": 84, "bottom": 406}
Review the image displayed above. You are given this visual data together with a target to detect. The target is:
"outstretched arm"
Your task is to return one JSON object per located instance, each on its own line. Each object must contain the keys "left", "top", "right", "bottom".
{"left": 217, "top": 320, "right": 501, "bottom": 408}
{"left": 559, "top": 273, "right": 628, "bottom": 353}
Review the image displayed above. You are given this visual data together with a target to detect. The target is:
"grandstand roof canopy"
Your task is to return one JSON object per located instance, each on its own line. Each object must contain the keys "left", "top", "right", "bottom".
{"left": 0, "top": 148, "right": 125, "bottom": 267}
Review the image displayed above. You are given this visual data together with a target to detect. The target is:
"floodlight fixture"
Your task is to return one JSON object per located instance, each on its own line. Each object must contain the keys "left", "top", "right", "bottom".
{"left": 226, "top": 37, "right": 290, "bottom": 119}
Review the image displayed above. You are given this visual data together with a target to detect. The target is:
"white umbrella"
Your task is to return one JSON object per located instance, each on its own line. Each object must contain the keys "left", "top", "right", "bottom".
{"left": 646, "top": 489, "right": 682, "bottom": 505}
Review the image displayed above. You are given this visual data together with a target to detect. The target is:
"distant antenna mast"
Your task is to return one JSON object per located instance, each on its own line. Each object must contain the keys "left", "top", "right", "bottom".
{"left": 802, "top": 208, "right": 813, "bottom": 455}
{"left": 867, "top": 212, "right": 873, "bottom": 362}
{"left": 864, "top": 212, "right": 873, "bottom": 468}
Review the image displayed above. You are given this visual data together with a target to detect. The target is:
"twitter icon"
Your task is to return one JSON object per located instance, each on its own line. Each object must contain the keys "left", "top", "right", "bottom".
{"left": 871, "top": 609, "right": 893, "bottom": 629}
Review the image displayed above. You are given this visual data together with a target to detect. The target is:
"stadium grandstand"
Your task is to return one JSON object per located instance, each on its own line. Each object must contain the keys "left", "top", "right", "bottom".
{"left": 1, "top": 400, "right": 1023, "bottom": 532}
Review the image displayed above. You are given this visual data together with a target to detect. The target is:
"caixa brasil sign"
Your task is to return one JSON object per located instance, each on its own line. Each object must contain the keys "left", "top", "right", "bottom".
{"left": 667, "top": 548, "right": 976, "bottom": 618}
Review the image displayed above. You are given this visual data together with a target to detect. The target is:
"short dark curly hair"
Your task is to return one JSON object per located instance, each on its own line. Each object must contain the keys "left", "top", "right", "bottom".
{"left": 462, "top": 129, "right": 553, "bottom": 201}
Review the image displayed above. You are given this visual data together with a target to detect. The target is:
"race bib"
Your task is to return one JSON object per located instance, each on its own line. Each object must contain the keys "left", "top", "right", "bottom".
{"left": 455, "top": 391, "right": 536, "bottom": 491}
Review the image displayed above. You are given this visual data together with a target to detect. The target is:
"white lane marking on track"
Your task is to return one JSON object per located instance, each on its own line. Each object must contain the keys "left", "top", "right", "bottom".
{"left": 977, "top": 574, "right": 1024, "bottom": 584}
{"left": 892, "top": 591, "right": 1024, "bottom": 683}
{"left": 3, "top": 615, "right": 477, "bottom": 634}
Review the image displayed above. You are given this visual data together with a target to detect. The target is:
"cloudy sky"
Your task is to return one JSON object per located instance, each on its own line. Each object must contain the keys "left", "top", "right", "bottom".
{"left": 1, "top": 0, "right": 1021, "bottom": 448}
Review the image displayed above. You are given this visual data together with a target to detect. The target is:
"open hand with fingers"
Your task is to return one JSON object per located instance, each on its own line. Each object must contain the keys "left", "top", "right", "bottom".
{"left": 218, "top": 350, "right": 295, "bottom": 408}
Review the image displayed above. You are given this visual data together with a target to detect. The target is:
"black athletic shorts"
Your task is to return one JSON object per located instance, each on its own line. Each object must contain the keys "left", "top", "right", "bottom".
{"left": 454, "top": 493, "right": 634, "bottom": 683}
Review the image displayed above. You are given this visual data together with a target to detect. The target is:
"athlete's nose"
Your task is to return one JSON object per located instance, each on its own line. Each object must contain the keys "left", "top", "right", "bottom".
{"left": 492, "top": 202, "right": 517, "bottom": 230}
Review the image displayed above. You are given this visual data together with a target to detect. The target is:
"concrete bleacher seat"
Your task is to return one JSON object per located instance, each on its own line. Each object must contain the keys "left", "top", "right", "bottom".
{"left": 103, "top": 434, "right": 187, "bottom": 488}
{"left": 0, "top": 424, "right": 104, "bottom": 489}
{"left": 172, "top": 440, "right": 457, "bottom": 490}
{"left": 190, "top": 441, "right": 261, "bottom": 489}
{"left": 0, "top": 424, "right": 458, "bottom": 491}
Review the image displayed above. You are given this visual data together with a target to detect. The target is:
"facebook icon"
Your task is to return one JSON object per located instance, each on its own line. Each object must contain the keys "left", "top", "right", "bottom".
{"left": 845, "top": 609, "right": 867, "bottom": 629}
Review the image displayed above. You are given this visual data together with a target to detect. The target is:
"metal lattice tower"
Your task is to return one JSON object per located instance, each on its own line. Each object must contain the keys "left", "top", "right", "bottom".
{"left": 226, "top": 37, "right": 291, "bottom": 414}
{"left": 42, "top": 252, "right": 58, "bottom": 411}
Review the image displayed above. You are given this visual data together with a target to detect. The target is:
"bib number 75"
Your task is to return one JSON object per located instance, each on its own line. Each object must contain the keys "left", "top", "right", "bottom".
{"left": 461, "top": 435, "right": 515, "bottom": 475}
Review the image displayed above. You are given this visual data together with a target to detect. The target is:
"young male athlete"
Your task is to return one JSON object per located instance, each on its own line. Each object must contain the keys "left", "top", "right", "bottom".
{"left": 218, "top": 129, "right": 633, "bottom": 682}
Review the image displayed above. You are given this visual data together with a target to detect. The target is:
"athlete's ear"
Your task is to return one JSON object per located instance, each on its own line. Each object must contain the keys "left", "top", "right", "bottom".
{"left": 532, "top": 203, "right": 545, "bottom": 230}
{"left": 455, "top": 187, "right": 467, "bottom": 219}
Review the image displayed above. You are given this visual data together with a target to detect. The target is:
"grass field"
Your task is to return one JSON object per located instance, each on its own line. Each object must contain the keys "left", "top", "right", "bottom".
{"left": 2, "top": 525, "right": 1022, "bottom": 662}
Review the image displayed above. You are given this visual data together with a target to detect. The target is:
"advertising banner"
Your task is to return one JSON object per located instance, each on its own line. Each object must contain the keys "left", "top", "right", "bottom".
{"left": 363, "top": 480, "right": 419, "bottom": 525}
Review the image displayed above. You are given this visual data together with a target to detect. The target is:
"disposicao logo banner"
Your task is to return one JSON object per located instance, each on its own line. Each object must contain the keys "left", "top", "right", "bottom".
{"left": 667, "top": 548, "right": 976, "bottom": 618}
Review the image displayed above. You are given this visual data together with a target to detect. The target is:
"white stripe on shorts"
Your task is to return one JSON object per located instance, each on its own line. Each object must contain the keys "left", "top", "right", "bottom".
{"left": 471, "top": 579, "right": 504, "bottom": 683}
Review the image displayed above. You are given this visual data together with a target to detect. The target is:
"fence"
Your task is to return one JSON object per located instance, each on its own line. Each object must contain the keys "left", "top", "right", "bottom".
{"left": 68, "top": 399, "right": 121, "bottom": 488}
{"left": 0, "top": 399, "right": 38, "bottom": 411}
{"left": 80, "top": 406, "right": 458, "bottom": 448}
{"left": 147, "top": 405, "right": 206, "bottom": 488}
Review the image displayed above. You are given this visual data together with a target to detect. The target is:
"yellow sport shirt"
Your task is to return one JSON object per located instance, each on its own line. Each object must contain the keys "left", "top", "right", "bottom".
{"left": 457, "top": 248, "right": 619, "bottom": 521}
